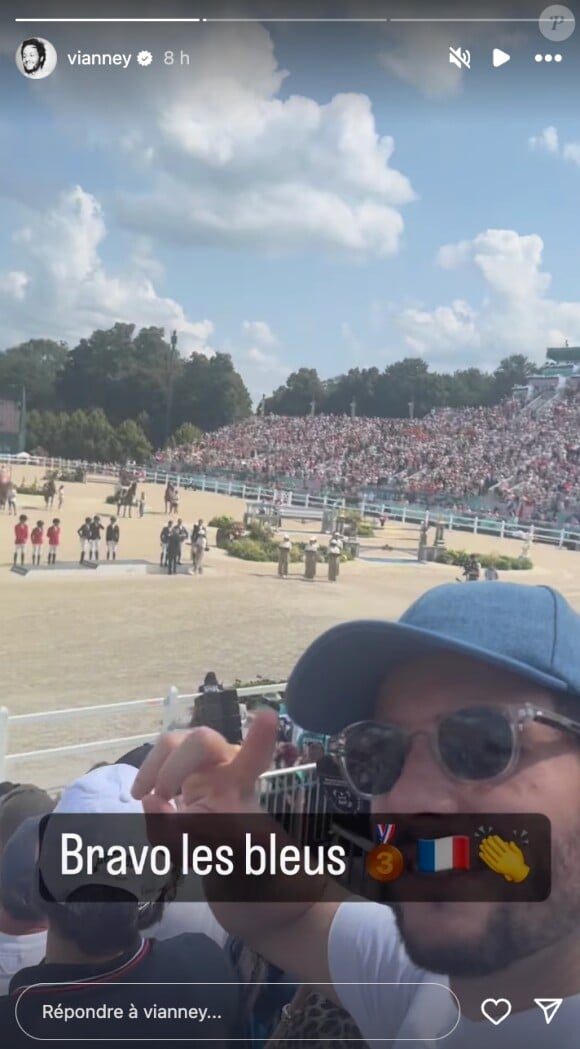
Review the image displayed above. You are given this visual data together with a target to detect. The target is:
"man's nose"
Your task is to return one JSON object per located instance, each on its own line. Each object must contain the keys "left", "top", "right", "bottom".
{"left": 372, "top": 734, "right": 463, "bottom": 814}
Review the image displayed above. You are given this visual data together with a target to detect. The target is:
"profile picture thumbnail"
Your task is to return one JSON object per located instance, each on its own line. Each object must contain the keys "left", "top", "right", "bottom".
{"left": 16, "top": 38, "right": 58, "bottom": 80}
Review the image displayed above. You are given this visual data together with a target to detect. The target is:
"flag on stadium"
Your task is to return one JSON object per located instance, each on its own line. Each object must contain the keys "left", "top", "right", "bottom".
{"left": 417, "top": 835, "right": 470, "bottom": 872}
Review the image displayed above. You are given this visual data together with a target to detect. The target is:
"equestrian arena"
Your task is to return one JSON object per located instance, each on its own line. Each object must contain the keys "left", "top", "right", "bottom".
{"left": 2, "top": 465, "right": 580, "bottom": 789}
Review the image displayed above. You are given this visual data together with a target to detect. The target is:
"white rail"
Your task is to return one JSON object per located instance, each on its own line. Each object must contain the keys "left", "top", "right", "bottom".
{"left": 0, "top": 683, "right": 288, "bottom": 782}
{"left": 2, "top": 452, "right": 579, "bottom": 550}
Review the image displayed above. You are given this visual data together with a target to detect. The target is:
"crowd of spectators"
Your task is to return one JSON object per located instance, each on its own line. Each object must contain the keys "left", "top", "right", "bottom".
{"left": 159, "top": 389, "right": 580, "bottom": 522}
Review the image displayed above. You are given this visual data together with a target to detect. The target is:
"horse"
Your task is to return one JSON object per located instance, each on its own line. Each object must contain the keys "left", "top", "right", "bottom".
{"left": 43, "top": 478, "right": 56, "bottom": 509}
{"left": 164, "top": 482, "right": 179, "bottom": 514}
{"left": 164, "top": 483, "right": 180, "bottom": 514}
{"left": 170, "top": 487, "right": 180, "bottom": 514}
{"left": 117, "top": 480, "right": 138, "bottom": 518}
{"left": 164, "top": 483, "right": 174, "bottom": 514}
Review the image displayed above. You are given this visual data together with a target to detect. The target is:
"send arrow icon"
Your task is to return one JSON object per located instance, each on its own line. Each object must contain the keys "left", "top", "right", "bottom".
{"left": 534, "top": 999, "right": 563, "bottom": 1025}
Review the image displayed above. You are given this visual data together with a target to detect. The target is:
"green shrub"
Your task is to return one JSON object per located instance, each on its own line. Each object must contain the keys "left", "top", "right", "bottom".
{"left": 436, "top": 549, "right": 533, "bottom": 571}
{"left": 13, "top": 484, "right": 40, "bottom": 496}
{"left": 209, "top": 515, "right": 235, "bottom": 529}
{"left": 247, "top": 520, "right": 275, "bottom": 542}
{"left": 226, "top": 538, "right": 273, "bottom": 561}
{"left": 356, "top": 521, "right": 375, "bottom": 538}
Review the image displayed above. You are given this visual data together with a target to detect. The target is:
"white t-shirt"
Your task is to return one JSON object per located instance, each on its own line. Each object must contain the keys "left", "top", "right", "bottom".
{"left": 0, "top": 932, "right": 47, "bottom": 995}
{"left": 329, "top": 902, "right": 579, "bottom": 1047}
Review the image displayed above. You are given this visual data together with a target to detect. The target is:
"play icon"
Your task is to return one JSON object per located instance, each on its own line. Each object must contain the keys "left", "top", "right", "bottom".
{"left": 493, "top": 48, "right": 511, "bottom": 67}
{"left": 534, "top": 999, "right": 563, "bottom": 1025}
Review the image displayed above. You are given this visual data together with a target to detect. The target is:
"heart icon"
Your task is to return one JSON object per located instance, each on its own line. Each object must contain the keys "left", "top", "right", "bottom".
{"left": 481, "top": 998, "right": 512, "bottom": 1026}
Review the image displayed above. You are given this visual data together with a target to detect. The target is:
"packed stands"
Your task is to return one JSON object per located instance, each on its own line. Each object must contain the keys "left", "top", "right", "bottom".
{"left": 158, "top": 389, "right": 580, "bottom": 521}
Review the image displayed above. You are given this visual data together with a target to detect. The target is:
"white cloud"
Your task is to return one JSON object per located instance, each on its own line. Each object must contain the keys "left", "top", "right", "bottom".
{"left": 528, "top": 126, "right": 559, "bottom": 153}
{"left": 0, "top": 186, "right": 215, "bottom": 357}
{"left": 109, "top": 26, "right": 415, "bottom": 257}
{"left": 398, "top": 229, "right": 580, "bottom": 367}
{"left": 563, "top": 142, "right": 580, "bottom": 166}
{"left": 234, "top": 320, "right": 290, "bottom": 398}
{"left": 242, "top": 321, "right": 278, "bottom": 347}
{"left": 340, "top": 321, "right": 364, "bottom": 358}
{"left": 380, "top": 28, "right": 465, "bottom": 99}
{"left": 246, "top": 346, "right": 289, "bottom": 376}
{"left": 3, "top": 23, "right": 415, "bottom": 258}
{"left": 0, "top": 271, "right": 29, "bottom": 301}
{"left": 378, "top": 10, "right": 533, "bottom": 99}
{"left": 529, "top": 126, "right": 580, "bottom": 165}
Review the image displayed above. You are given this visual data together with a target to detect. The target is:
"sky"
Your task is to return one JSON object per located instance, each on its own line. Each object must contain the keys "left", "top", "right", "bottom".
{"left": 1, "top": 1, "right": 580, "bottom": 403}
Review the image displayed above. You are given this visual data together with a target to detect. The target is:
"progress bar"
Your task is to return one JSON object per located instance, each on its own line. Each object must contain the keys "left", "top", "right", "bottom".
{"left": 14, "top": 16, "right": 389, "bottom": 22}
{"left": 13, "top": 15, "right": 555, "bottom": 22}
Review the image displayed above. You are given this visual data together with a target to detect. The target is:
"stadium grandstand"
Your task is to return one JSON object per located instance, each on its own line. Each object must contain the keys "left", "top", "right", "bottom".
{"left": 157, "top": 387, "right": 580, "bottom": 523}
{"left": 513, "top": 344, "right": 580, "bottom": 411}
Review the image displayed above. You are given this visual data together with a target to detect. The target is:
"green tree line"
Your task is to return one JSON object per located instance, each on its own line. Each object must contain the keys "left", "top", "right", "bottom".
{"left": 0, "top": 324, "right": 252, "bottom": 459}
{"left": 263, "top": 356, "right": 536, "bottom": 417}
{"left": 0, "top": 324, "right": 537, "bottom": 462}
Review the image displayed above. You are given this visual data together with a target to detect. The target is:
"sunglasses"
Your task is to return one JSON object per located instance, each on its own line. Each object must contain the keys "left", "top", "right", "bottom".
{"left": 330, "top": 703, "right": 580, "bottom": 799}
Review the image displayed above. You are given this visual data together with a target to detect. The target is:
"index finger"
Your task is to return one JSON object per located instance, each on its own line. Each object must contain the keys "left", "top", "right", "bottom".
{"left": 132, "top": 729, "right": 208, "bottom": 800}
{"left": 227, "top": 710, "right": 279, "bottom": 796}
{"left": 157, "top": 711, "right": 278, "bottom": 803}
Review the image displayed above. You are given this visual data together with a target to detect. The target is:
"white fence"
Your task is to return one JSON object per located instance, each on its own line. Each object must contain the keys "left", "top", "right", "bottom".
{"left": 0, "top": 683, "right": 289, "bottom": 790}
{"left": 3, "top": 452, "right": 580, "bottom": 550}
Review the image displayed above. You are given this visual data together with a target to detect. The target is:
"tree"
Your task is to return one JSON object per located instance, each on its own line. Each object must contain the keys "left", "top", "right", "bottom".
{"left": 63, "top": 408, "right": 118, "bottom": 461}
{"left": 374, "top": 358, "right": 431, "bottom": 418}
{"left": 174, "top": 353, "right": 252, "bottom": 432}
{"left": 115, "top": 420, "right": 153, "bottom": 463}
{"left": 264, "top": 368, "right": 325, "bottom": 416}
{"left": 0, "top": 339, "right": 68, "bottom": 411}
{"left": 492, "top": 355, "right": 535, "bottom": 401}
{"left": 324, "top": 368, "right": 380, "bottom": 416}
{"left": 171, "top": 422, "right": 202, "bottom": 446}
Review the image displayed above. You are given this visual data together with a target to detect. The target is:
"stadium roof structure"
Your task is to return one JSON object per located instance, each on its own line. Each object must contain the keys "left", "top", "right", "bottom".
{"left": 546, "top": 346, "right": 580, "bottom": 364}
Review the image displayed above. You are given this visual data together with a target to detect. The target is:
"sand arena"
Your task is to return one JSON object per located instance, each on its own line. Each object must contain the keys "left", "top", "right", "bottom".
{"left": 1, "top": 465, "right": 579, "bottom": 788}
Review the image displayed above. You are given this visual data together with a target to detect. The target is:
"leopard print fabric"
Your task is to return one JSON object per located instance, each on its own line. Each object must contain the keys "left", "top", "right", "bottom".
{"left": 267, "top": 990, "right": 362, "bottom": 1048}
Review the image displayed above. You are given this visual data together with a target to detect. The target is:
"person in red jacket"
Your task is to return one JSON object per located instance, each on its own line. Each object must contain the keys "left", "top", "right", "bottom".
{"left": 13, "top": 514, "right": 28, "bottom": 566}
{"left": 30, "top": 520, "right": 44, "bottom": 566}
{"left": 46, "top": 518, "right": 61, "bottom": 565}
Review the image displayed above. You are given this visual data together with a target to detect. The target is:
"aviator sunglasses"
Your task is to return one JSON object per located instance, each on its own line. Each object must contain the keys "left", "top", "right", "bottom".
{"left": 330, "top": 703, "right": 580, "bottom": 799}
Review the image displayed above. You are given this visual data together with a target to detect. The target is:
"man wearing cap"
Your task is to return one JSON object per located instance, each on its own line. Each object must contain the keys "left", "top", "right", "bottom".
{"left": 278, "top": 534, "right": 291, "bottom": 578}
{"left": 0, "top": 785, "right": 54, "bottom": 994}
{"left": 132, "top": 582, "right": 580, "bottom": 1048}
{"left": 0, "top": 764, "right": 241, "bottom": 1044}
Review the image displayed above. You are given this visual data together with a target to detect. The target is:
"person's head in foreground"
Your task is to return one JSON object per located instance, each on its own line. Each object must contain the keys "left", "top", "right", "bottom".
{"left": 0, "top": 787, "right": 54, "bottom": 936}
{"left": 36, "top": 763, "right": 164, "bottom": 960}
{"left": 2, "top": 815, "right": 141, "bottom": 958}
{"left": 286, "top": 582, "right": 580, "bottom": 979}
{"left": 20, "top": 38, "right": 45, "bottom": 74}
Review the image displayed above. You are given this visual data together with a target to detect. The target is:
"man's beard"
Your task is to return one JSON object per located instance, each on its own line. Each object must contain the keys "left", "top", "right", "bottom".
{"left": 392, "top": 835, "right": 580, "bottom": 978}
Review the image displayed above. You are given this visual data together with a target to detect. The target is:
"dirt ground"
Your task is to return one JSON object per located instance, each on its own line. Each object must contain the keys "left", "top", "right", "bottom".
{"left": 2, "top": 465, "right": 579, "bottom": 789}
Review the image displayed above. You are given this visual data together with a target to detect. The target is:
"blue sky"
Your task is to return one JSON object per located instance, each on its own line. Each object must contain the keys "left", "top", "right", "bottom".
{"left": 1, "top": 11, "right": 580, "bottom": 402}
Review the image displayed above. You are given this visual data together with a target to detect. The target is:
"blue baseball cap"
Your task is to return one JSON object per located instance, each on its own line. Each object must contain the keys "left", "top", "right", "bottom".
{"left": 285, "top": 583, "right": 580, "bottom": 734}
